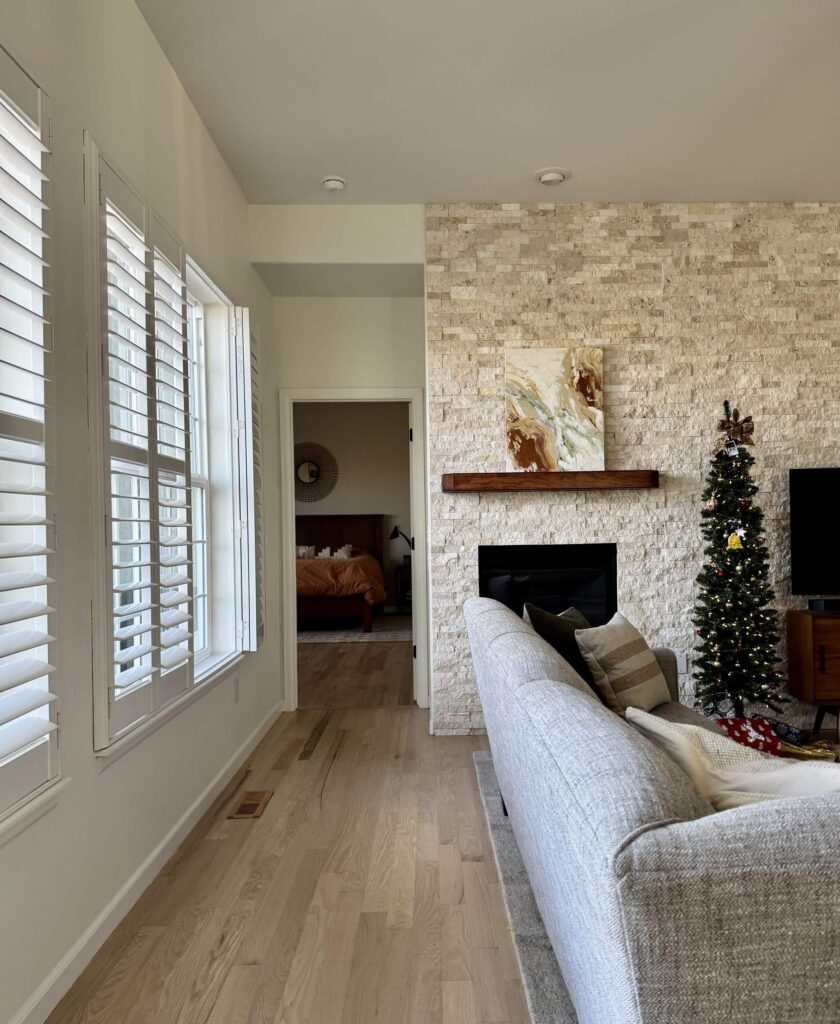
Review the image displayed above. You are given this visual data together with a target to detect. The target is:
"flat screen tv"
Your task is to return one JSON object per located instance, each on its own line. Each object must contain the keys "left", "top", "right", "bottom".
{"left": 790, "top": 468, "right": 840, "bottom": 597}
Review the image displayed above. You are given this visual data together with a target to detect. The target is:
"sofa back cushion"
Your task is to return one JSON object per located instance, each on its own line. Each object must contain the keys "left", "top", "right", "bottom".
{"left": 464, "top": 597, "right": 595, "bottom": 700}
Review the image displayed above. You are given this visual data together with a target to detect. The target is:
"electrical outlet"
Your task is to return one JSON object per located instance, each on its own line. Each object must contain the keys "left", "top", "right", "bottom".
{"left": 676, "top": 651, "right": 689, "bottom": 675}
{"left": 233, "top": 677, "right": 240, "bottom": 703}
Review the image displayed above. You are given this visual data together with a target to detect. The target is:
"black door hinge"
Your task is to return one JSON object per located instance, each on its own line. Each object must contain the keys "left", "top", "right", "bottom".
{"left": 413, "top": 645, "right": 417, "bottom": 659}
{"left": 409, "top": 428, "right": 413, "bottom": 442}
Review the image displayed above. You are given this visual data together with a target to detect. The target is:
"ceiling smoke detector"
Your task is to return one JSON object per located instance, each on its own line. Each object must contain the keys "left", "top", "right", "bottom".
{"left": 535, "top": 167, "right": 571, "bottom": 186}
{"left": 321, "top": 175, "right": 346, "bottom": 192}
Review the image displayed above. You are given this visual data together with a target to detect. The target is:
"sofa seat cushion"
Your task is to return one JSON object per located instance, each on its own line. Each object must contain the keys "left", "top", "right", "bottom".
{"left": 576, "top": 613, "right": 671, "bottom": 713}
{"left": 650, "top": 699, "right": 727, "bottom": 734}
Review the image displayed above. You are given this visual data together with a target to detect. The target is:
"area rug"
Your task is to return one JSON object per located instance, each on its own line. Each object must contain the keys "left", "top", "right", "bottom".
{"left": 473, "top": 751, "right": 578, "bottom": 1024}
{"left": 297, "top": 615, "right": 412, "bottom": 644}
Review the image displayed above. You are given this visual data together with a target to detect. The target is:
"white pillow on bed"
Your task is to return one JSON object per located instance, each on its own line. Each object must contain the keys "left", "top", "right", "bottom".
{"left": 334, "top": 544, "right": 352, "bottom": 559}
{"left": 296, "top": 545, "right": 315, "bottom": 558}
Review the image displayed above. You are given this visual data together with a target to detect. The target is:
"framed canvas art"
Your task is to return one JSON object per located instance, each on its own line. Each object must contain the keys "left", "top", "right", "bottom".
{"left": 505, "top": 347, "right": 604, "bottom": 471}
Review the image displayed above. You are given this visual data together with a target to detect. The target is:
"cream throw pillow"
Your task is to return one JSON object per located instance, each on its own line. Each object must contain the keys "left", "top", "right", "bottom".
{"left": 627, "top": 706, "right": 840, "bottom": 811}
{"left": 575, "top": 613, "right": 670, "bottom": 713}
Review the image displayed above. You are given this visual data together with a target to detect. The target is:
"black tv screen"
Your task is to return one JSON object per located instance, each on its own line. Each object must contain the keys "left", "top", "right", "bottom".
{"left": 790, "top": 468, "right": 840, "bottom": 596}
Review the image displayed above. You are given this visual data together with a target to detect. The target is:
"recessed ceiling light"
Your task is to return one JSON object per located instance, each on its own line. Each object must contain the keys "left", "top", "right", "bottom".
{"left": 535, "top": 167, "right": 572, "bottom": 186}
{"left": 321, "top": 175, "right": 346, "bottom": 192}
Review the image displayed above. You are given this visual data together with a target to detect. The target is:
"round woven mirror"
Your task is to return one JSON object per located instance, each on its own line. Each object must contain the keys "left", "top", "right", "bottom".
{"left": 294, "top": 442, "right": 338, "bottom": 502}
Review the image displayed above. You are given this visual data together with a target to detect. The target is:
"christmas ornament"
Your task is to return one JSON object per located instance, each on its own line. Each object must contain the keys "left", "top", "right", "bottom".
{"left": 706, "top": 495, "right": 719, "bottom": 511}
{"left": 727, "top": 532, "right": 743, "bottom": 550}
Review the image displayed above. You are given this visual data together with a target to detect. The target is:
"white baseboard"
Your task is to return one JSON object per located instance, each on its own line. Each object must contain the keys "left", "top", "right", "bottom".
{"left": 10, "top": 700, "right": 285, "bottom": 1024}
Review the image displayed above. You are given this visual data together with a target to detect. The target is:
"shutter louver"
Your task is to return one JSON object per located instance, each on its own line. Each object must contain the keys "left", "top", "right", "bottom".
{"left": 0, "top": 57, "right": 59, "bottom": 816}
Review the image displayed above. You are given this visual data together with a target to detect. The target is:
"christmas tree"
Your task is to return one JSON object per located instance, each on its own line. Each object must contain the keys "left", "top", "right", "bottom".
{"left": 692, "top": 402, "right": 785, "bottom": 718}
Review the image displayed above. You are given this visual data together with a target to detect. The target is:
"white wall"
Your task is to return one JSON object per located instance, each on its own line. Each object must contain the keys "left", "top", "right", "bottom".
{"left": 0, "top": 4, "right": 282, "bottom": 1022}
{"left": 249, "top": 204, "right": 425, "bottom": 264}
{"left": 294, "top": 402, "right": 411, "bottom": 603}
{"left": 274, "top": 297, "right": 426, "bottom": 389}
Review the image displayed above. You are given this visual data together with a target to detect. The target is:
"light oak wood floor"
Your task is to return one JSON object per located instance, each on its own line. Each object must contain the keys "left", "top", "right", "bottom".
{"left": 47, "top": 707, "right": 529, "bottom": 1024}
{"left": 298, "top": 642, "right": 414, "bottom": 709}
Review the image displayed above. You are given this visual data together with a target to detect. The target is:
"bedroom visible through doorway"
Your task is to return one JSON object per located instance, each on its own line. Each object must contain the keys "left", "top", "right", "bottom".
{"left": 293, "top": 401, "right": 414, "bottom": 708}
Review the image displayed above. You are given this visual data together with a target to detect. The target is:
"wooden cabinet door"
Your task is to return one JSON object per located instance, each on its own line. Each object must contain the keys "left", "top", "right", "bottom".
{"left": 813, "top": 617, "right": 840, "bottom": 701}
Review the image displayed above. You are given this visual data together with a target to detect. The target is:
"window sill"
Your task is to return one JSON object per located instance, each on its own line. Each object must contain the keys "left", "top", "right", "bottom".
{"left": 194, "top": 650, "right": 241, "bottom": 685}
{"left": 0, "top": 776, "right": 72, "bottom": 852}
{"left": 96, "top": 652, "right": 245, "bottom": 771}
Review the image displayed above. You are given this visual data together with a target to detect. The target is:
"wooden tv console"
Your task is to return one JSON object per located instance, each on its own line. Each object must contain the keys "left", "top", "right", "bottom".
{"left": 787, "top": 610, "right": 840, "bottom": 738}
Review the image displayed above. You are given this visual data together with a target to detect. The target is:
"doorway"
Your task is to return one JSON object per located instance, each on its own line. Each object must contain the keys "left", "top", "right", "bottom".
{"left": 278, "top": 388, "right": 429, "bottom": 713}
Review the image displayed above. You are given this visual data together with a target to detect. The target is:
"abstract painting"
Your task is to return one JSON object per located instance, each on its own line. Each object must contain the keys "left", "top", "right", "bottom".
{"left": 505, "top": 347, "right": 604, "bottom": 471}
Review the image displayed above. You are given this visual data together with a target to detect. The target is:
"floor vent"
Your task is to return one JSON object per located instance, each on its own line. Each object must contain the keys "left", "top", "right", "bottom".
{"left": 227, "top": 790, "right": 273, "bottom": 819}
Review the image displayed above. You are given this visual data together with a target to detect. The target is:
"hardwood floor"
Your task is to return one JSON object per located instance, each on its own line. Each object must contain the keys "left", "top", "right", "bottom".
{"left": 47, "top": 707, "right": 528, "bottom": 1024}
{"left": 298, "top": 642, "right": 413, "bottom": 709}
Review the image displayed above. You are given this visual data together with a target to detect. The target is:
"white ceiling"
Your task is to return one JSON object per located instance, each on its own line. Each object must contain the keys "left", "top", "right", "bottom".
{"left": 136, "top": 0, "right": 840, "bottom": 204}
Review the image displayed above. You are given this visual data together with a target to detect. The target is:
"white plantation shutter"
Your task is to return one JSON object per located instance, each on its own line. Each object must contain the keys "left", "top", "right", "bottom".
{"left": 0, "top": 49, "right": 59, "bottom": 815}
{"left": 89, "top": 142, "right": 194, "bottom": 747}
{"left": 151, "top": 222, "right": 193, "bottom": 699}
{"left": 234, "top": 310, "right": 263, "bottom": 650}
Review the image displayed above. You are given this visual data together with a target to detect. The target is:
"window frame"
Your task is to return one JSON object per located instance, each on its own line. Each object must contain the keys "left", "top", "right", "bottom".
{"left": 86, "top": 136, "right": 261, "bottom": 752}
{"left": 186, "top": 294, "right": 210, "bottom": 665}
{"left": 87, "top": 137, "right": 197, "bottom": 750}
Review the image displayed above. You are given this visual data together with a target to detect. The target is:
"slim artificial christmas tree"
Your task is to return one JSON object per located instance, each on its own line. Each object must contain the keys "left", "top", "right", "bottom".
{"left": 693, "top": 402, "right": 785, "bottom": 718}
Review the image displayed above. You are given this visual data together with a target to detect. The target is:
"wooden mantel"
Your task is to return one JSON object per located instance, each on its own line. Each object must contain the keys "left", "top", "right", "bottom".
{"left": 441, "top": 470, "right": 659, "bottom": 492}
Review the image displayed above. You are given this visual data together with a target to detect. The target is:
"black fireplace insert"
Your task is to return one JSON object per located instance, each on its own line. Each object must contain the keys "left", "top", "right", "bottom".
{"left": 478, "top": 543, "right": 617, "bottom": 625}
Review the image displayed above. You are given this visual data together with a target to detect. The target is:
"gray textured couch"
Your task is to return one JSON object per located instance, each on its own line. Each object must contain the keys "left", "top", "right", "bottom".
{"left": 465, "top": 596, "right": 840, "bottom": 1024}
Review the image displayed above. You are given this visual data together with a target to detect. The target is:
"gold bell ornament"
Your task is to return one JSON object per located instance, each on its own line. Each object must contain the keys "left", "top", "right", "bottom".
{"left": 727, "top": 532, "right": 744, "bottom": 550}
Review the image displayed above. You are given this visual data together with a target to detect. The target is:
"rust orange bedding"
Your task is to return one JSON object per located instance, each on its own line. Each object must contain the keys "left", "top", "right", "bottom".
{"left": 296, "top": 550, "right": 386, "bottom": 605}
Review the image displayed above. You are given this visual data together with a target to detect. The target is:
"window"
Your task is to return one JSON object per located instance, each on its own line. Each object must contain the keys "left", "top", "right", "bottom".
{"left": 0, "top": 47, "right": 59, "bottom": 817}
{"left": 87, "top": 138, "right": 261, "bottom": 749}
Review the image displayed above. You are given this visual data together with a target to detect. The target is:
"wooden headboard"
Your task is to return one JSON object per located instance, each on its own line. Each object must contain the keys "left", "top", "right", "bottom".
{"left": 295, "top": 514, "right": 384, "bottom": 565}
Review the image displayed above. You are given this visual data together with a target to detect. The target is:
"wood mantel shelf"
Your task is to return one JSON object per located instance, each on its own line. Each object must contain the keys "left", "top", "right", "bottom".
{"left": 441, "top": 470, "right": 660, "bottom": 493}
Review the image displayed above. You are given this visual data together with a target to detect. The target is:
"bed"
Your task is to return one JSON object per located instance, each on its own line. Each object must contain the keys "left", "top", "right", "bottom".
{"left": 295, "top": 514, "right": 386, "bottom": 632}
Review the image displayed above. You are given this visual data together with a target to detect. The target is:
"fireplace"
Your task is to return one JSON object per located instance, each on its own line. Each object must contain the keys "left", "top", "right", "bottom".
{"left": 478, "top": 543, "right": 617, "bottom": 625}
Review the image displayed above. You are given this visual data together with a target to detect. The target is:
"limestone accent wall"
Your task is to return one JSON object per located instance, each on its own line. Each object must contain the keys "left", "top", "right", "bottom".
{"left": 426, "top": 202, "right": 840, "bottom": 734}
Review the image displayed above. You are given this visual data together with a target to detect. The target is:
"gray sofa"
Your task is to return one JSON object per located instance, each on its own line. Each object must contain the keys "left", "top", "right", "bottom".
{"left": 464, "top": 596, "right": 840, "bottom": 1024}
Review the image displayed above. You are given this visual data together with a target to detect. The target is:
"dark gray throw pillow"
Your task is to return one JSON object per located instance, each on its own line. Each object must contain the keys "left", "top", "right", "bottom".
{"left": 524, "top": 604, "right": 595, "bottom": 687}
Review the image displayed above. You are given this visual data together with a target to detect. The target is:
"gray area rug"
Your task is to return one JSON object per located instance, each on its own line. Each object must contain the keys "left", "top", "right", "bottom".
{"left": 474, "top": 751, "right": 578, "bottom": 1024}
{"left": 297, "top": 614, "right": 412, "bottom": 644}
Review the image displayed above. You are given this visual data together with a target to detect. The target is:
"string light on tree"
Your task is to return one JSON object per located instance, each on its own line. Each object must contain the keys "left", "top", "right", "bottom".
{"left": 692, "top": 401, "right": 786, "bottom": 719}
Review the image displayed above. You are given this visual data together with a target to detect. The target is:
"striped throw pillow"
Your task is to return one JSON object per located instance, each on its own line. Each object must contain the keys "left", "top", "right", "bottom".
{"left": 575, "top": 613, "right": 670, "bottom": 714}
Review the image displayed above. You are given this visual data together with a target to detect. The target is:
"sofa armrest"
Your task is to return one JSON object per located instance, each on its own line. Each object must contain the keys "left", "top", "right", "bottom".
{"left": 617, "top": 793, "right": 840, "bottom": 876}
{"left": 651, "top": 646, "right": 679, "bottom": 701}
{"left": 613, "top": 797, "right": 840, "bottom": 1021}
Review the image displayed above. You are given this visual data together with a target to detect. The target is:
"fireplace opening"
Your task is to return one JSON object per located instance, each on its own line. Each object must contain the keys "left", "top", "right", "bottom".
{"left": 478, "top": 543, "right": 617, "bottom": 625}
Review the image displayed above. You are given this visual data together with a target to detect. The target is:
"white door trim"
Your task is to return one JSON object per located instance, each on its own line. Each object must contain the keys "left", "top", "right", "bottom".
{"left": 278, "top": 387, "right": 430, "bottom": 715}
